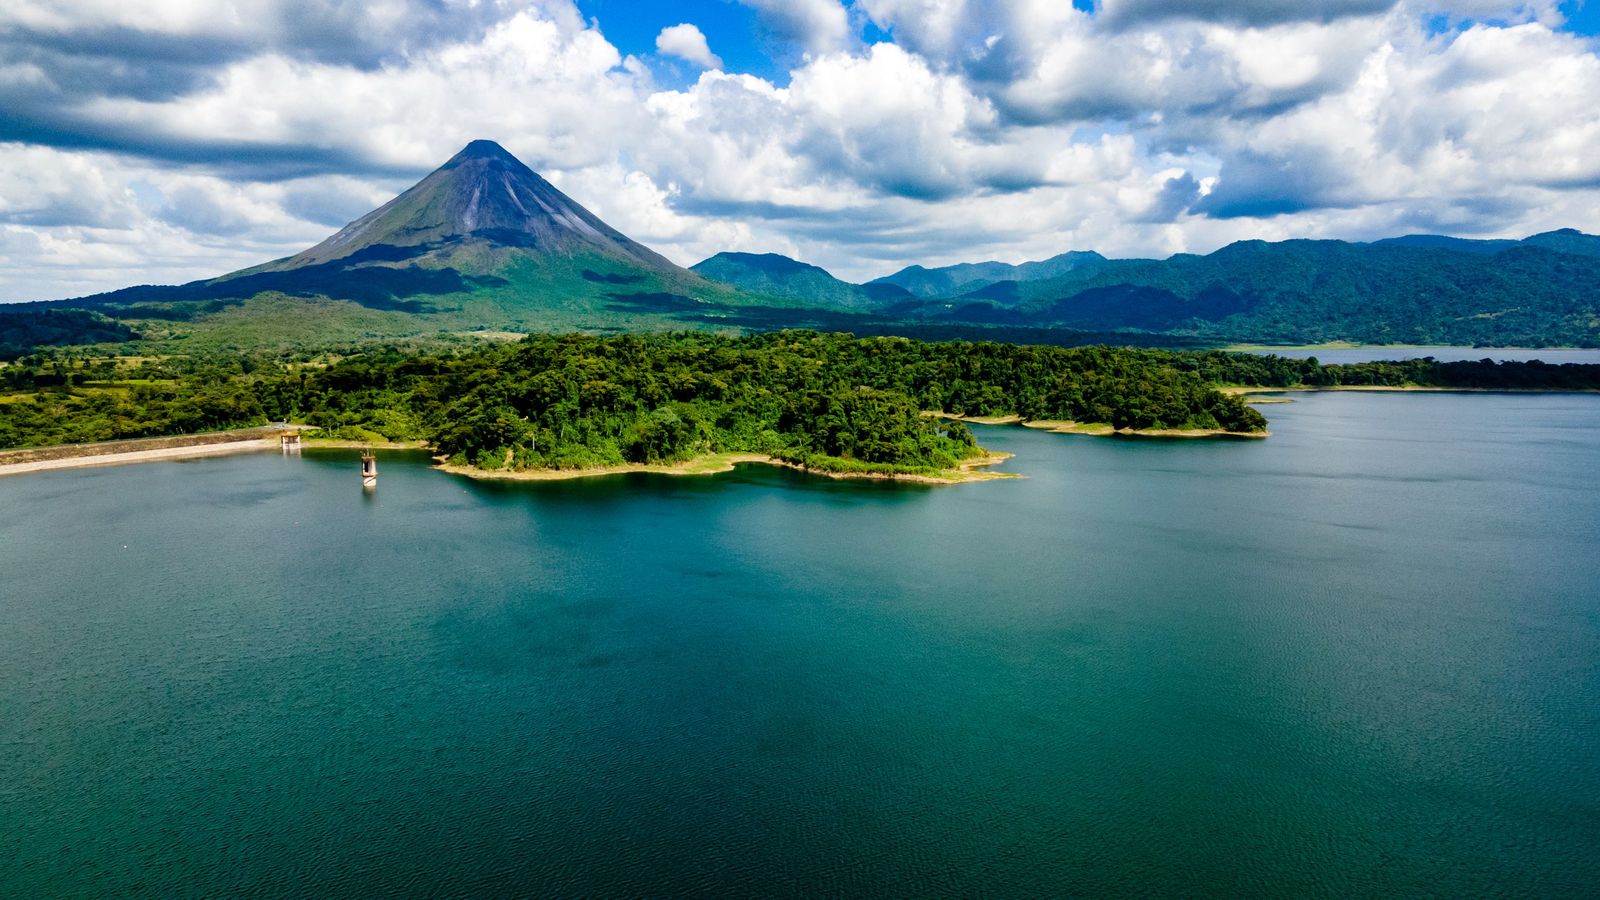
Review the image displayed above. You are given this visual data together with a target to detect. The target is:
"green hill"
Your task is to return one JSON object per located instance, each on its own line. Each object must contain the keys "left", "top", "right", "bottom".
{"left": 690, "top": 252, "right": 910, "bottom": 310}
{"left": 871, "top": 252, "right": 1109, "bottom": 299}
{"left": 1520, "top": 228, "right": 1600, "bottom": 258}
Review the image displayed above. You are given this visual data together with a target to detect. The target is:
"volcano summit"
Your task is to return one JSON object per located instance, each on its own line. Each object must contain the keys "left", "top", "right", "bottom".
{"left": 261, "top": 140, "right": 678, "bottom": 273}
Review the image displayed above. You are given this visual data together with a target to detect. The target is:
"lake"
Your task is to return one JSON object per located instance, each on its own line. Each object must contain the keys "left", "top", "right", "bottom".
{"left": 1240, "top": 345, "right": 1600, "bottom": 364}
{"left": 3, "top": 392, "right": 1598, "bottom": 897}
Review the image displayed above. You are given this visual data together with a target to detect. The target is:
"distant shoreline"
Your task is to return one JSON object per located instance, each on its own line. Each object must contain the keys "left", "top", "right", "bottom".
{"left": 1221, "top": 385, "right": 1600, "bottom": 396}
{"left": 939, "top": 413, "right": 1268, "bottom": 439}
{"left": 1222, "top": 342, "right": 1597, "bottom": 353}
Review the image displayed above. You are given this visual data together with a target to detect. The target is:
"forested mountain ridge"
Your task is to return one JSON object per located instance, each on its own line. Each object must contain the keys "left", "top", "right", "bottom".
{"left": 690, "top": 252, "right": 911, "bottom": 310}
{"left": 690, "top": 232, "right": 1600, "bottom": 347}
{"left": 870, "top": 233, "right": 1599, "bottom": 347}
{"left": 870, "top": 251, "right": 1110, "bottom": 299}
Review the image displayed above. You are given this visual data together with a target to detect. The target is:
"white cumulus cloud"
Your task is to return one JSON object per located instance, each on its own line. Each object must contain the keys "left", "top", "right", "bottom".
{"left": 738, "top": 0, "right": 854, "bottom": 55}
{"left": 655, "top": 23, "right": 722, "bottom": 70}
{"left": 2, "top": 0, "right": 1600, "bottom": 298}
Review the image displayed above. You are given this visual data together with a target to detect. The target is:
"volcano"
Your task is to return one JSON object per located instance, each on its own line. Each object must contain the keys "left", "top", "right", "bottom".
{"left": 50, "top": 140, "right": 760, "bottom": 338}
{"left": 255, "top": 140, "right": 678, "bottom": 273}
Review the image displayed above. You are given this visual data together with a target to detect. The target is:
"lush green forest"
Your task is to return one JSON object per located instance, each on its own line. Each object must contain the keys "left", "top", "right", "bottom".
{"left": 0, "top": 310, "right": 140, "bottom": 359}
{"left": 10, "top": 334, "right": 1600, "bottom": 474}
{"left": 690, "top": 252, "right": 908, "bottom": 310}
{"left": 1, "top": 332, "right": 1269, "bottom": 472}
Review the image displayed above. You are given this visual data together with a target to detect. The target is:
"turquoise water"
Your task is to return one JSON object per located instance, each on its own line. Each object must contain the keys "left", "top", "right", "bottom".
{"left": 3, "top": 392, "right": 1599, "bottom": 897}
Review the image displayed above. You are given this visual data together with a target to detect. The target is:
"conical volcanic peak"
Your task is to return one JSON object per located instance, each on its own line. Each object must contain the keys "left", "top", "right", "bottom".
{"left": 447, "top": 139, "right": 520, "bottom": 164}
{"left": 264, "top": 140, "right": 676, "bottom": 272}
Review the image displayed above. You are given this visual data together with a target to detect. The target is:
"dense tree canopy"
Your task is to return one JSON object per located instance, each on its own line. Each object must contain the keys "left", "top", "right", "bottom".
{"left": 12, "top": 333, "right": 1597, "bottom": 472}
{"left": 274, "top": 332, "right": 1265, "bottom": 472}
{"left": 1, "top": 332, "right": 1276, "bottom": 470}
{"left": 324, "top": 332, "right": 1268, "bottom": 465}
{"left": 0, "top": 310, "right": 139, "bottom": 360}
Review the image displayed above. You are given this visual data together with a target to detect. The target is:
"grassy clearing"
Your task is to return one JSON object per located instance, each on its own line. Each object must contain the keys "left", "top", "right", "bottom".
{"left": 1021, "top": 420, "right": 1116, "bottom": 435}
{"left": 436, "top": 452, "right": 772, "bottom": 482}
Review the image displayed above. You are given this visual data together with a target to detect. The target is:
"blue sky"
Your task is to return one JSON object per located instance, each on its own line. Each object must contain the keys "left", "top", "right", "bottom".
{"left": 3, "top": 0, "right": 1600, "bottom": 300}
{"left": 576, "top": 0, "right": 785, "bottom": 81}
{"left": 574, "top": 0, "right": 1600, "bottom": 82}
{"left": 1560, "top": 0, "right": 1600, "bottom": 32}
{"left": 572, "top": 0, "right": 1100, "bottom": 82}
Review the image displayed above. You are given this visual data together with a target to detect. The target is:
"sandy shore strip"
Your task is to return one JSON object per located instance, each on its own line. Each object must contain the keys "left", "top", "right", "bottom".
{"left": 772, "top": 452, "right": 1017, "bottom": 484}
{"left": 0, "top": 439, "right": 278, "bottom": 476}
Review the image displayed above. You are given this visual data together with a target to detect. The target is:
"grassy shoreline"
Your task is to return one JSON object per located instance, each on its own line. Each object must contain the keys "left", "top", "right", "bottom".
{"left": 436, "top": 450, "right": 1018, "bottom": 485}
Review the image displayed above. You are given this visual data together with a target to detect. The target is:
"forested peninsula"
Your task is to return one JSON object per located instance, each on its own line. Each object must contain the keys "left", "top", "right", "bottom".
{"left": 4, "top": 332, "right": 1598, "bottom": 481}
{"left": 2, "top": 332, "right": 1265, "bottom": 479}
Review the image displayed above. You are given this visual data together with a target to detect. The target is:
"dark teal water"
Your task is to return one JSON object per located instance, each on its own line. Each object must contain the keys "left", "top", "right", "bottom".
{"left": 3, "top": 392, "right": 1599, "bottom": 897}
